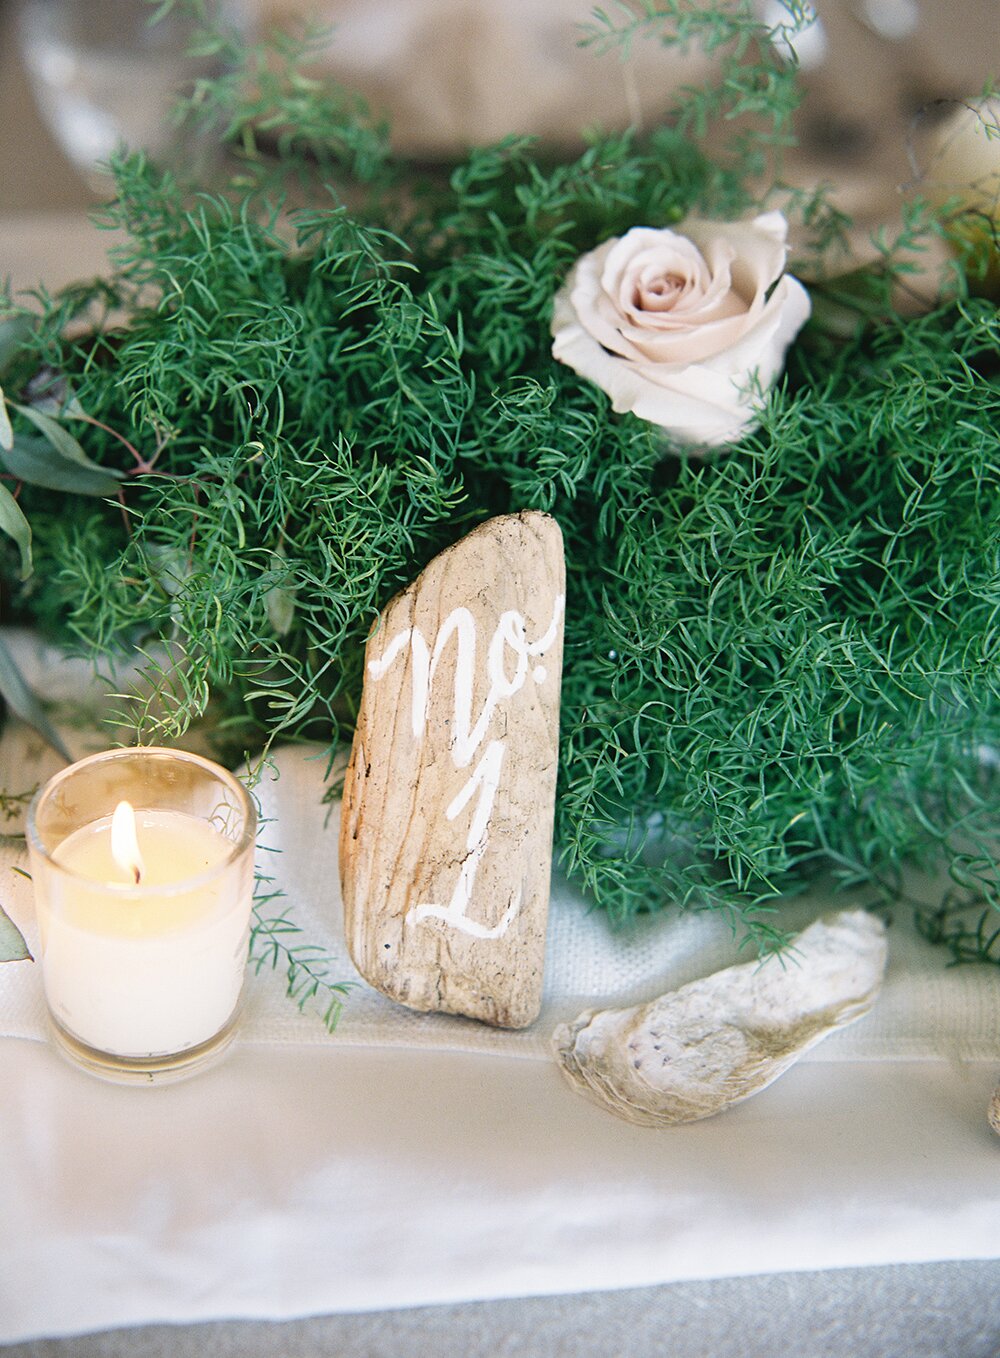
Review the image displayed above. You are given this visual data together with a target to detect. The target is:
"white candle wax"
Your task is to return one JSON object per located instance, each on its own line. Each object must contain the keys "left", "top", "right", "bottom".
{"left": 39, "top": 808, "right": 251, "bottom": 1058}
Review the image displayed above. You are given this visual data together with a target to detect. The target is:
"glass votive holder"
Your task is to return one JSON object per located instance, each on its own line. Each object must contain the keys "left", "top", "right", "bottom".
{"left": 26, "top": 747, "right": 256, "bottom": 1085}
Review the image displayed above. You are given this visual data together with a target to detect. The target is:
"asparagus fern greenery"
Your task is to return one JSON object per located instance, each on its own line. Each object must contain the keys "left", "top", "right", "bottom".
{"left": 0, "top": 0, "right": 997, "bottom": 957}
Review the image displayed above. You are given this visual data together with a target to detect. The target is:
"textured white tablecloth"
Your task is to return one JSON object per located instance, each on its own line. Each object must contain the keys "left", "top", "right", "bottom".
{"left": 0, "top": 632, "right": 999, "bottom": 1343}
{"left": 2, "top": 1039, "right": 998, "bottom": 1345}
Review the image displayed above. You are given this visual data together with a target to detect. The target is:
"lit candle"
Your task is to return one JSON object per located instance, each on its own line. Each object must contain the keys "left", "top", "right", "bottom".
{"left": 27, "top": 748, "right": 256, "bottom": 1083}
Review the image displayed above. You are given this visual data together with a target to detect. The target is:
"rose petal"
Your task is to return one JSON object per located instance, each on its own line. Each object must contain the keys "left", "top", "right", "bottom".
{"left": 610, "top": 237, "right": 708, "bottom": 319}
{"left": 551, "top": 319, "right": 746, "bottom": 445}
{"left": 691, "top": 275, "right": 812, "bottom": 384}
{"left": 624, "top": 311, "right": 760, "bottom": 366}
{"left": 683, "top": 213, "right": 789, "bottom": 303}
{"left": 618, "top": 363, "right": 753, "bottom": 448}
{"left": 608, "top": 231, "right": 748, "bottom": 330}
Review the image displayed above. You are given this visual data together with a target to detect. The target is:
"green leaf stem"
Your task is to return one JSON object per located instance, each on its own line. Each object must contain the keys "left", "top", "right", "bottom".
{"left": 10, "top": 403, "right": 123, "bottom": 478}
{"left": 0, "top": 484, "right": 32, "bottom": 580}
{"left": 0, "top": 635, "right": 72, "bottom": 763}
{"left": 0, "top": 386, "right": 12, "bottom": 452}
{"left": 0, "top": 435, "right": 123, "bottom": 497}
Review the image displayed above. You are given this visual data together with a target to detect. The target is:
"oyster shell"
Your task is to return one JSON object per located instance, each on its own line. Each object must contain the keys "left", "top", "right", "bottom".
{"left": 552, "top": 910, "right": 887, "bottom": 1127}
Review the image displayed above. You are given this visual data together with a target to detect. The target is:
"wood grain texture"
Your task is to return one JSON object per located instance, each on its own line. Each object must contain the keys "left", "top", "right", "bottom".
{"left": 340, "top": 511, "right": 565, "bottom": 1028}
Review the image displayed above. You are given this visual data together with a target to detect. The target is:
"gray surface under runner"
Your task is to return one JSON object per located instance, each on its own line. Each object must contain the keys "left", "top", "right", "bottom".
{"left": 5, "top": 1261, "right": 1000, "bottom": 1358}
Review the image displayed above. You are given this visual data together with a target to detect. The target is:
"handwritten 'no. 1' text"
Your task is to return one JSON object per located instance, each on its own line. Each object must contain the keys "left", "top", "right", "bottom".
{"left": 368, "top": 596, "right": 565, "bottom": 940}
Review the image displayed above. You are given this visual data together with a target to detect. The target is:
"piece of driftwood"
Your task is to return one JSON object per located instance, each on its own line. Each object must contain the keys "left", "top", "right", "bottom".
{"left": 340, "top": 511, "right": 565, "bottom": 1028}
{"left": 553, "top": 910, "right": 888, "bottom": 1126}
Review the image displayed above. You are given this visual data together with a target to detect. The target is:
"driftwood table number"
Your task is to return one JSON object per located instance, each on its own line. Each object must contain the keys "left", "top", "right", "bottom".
{"left": 340, "top": 511, "right": 565, "bottom": 1028}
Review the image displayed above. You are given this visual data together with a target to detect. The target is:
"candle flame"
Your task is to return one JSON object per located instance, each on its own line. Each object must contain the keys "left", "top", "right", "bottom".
{"left": 110, "top": 800, "right": 145, "bottom": 885}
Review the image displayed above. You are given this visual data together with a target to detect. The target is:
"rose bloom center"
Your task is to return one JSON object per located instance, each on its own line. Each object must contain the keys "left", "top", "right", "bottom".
{"left": 634, "top": 270, "right": 691, "bottom": 311}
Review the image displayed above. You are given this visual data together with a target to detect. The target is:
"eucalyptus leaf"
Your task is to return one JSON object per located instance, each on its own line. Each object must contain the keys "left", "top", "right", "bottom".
{"left": 0, "top": 902, "right": 32, "bottom": 964}
{"left": 0, "top": 483, "right": 32, "bottom": 580}
{"left": 0, "top": 434, "right": 123, "bottom": 497}
{"left": 265, "top": 582, "right": 297, "bottom": 637}
{"left": 10, "top": 402, "right": 121, "bottom": 477}
{"left": 39, "top": 395, "right": 87, "bottom": 420}
{"left": 0, "top": 316, "right": 34, "bottom": 374}
{"left": 0, "top": 633, "right": 71, "bottom": 762}
{"left": 0, "top": 386, "right": 12, "bottom": 452}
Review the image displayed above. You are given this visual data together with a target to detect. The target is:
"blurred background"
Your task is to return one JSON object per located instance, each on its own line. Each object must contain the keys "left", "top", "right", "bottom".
{"left": 0, "top": 0, "right": 997, "bottom": 287}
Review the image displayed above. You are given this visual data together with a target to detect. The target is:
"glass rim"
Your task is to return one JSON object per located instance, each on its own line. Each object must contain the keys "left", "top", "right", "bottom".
{"left": 26, "top": 746, "right": 257, "bottom": 898}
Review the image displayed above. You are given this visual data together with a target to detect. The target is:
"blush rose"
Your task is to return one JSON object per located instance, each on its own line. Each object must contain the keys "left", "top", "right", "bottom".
{"left": 550, "top": 211, "right": 811, "bottom": 450}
